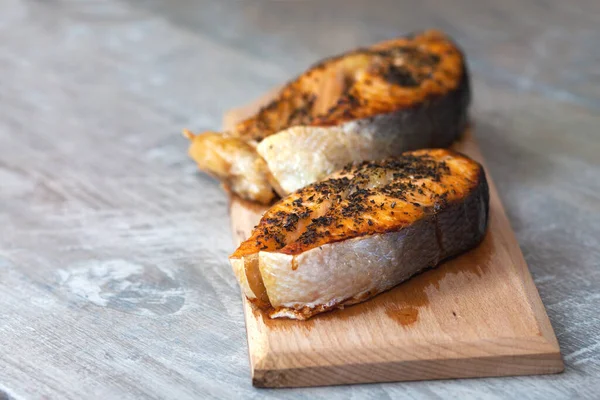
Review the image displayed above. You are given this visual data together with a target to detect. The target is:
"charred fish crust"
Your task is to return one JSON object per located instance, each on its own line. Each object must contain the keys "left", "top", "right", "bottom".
{"left": 283, "top": 213, "right": 300, "bottom": 231}
{"left": 234, "top": 149, "right": 486, "bottom": 256}
{"left": 382, "top": 65, "right": 420, "bottom": 87}
{"left": 231, "top": 29, "right": 469, "bottom": 142}
{"left": 310, "top": 216, "right": 334, "bottom": 227}
{"left": 272, "top": 151, "right": 476, "bottom": 252}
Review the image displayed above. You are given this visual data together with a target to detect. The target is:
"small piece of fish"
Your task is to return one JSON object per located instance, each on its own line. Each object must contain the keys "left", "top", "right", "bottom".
{"left": 230, "top": 149, "right": 489, "bottom": 320}
{"left": 185, "top": 30, "right": 470, "bottom": 204}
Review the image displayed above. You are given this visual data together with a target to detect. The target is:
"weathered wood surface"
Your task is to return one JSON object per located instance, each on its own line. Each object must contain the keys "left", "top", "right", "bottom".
{"left": 0, "top": 0, "right": 599, "bottom": 398}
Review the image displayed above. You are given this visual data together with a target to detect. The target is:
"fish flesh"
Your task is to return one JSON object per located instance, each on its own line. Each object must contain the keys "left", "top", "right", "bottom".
{"left": 230, "top": 149, "right": 489, "bottom": 320}
{"left": 185, "top": 30, "right": 470, "bottom": 204}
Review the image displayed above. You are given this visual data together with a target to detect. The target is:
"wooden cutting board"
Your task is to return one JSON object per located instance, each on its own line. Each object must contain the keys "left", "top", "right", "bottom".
{"left": 223, "top": 89, "right": 563, "bottom": 388}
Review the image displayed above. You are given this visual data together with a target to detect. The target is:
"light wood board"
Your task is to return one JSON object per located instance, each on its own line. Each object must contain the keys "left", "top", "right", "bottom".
{"left": 224, "top": 91, "right": 564, "bottom": 388}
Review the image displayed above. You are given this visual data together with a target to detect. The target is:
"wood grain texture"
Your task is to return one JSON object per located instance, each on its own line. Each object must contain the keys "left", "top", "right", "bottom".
{"left": 0, "top": 0, "right": 599, "bottom": 398}
{"left": 224, "top": 97, "right": 563, "bottom": 388}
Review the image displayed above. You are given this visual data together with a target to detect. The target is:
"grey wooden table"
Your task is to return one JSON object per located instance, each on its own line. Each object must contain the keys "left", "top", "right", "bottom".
{"left": 1, "top": 1, "right": 599, "bottom": 399}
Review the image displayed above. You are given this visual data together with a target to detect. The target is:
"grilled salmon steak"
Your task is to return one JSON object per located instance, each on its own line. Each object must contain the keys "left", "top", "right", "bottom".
{"left": 185, "top": 30, "right": 470, "bottom": 204}
{"left": 230, "top": 149, "right": 489, "bottom": 320}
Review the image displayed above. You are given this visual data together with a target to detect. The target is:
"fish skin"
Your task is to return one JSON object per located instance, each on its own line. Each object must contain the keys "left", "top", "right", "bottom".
{"left": 230, "top": 149, "right": 489, "bottom": 320}
{"left": 186, "top": 30, "right": 470, "bottom": 203}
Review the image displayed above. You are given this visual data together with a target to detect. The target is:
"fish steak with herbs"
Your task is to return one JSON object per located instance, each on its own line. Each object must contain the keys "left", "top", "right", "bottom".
{"left": 230, "top": 149, "right": 489, "bottom": 320}
{"left": 185, "top": 30, "right": 471, "bottom": 204}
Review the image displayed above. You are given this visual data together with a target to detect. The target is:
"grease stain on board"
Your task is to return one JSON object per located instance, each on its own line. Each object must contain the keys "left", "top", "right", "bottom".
{"left": 385, "top": 305, "right": 420, "bottom": 326}
{"left": 58, "top": 259, "right": 185, "bottom": 316}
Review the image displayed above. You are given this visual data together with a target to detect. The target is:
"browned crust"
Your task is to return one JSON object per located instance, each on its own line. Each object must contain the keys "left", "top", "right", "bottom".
{"left": 232, "top": 149, "right": 483, "bottom": 258}
{"left": 232, "top": 30, "right": 468, "bottom": 142}
{"left": 280, "top": 151, "right": 483, "bottom": 255}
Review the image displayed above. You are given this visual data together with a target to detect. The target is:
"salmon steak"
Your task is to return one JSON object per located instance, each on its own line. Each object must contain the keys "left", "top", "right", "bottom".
{"left": 230, "top": 149, "right": 489, "bottom": 320}
{"left": 185, "top": 30, "right": 470, "bottom": 204}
